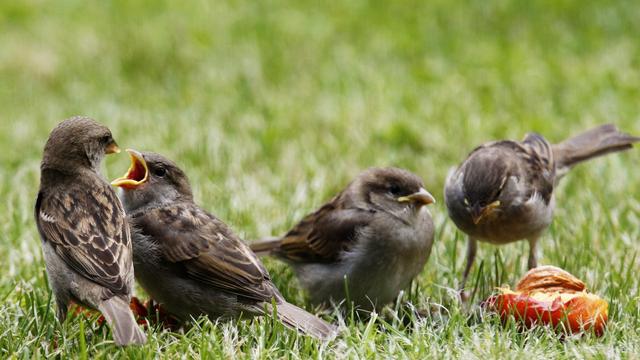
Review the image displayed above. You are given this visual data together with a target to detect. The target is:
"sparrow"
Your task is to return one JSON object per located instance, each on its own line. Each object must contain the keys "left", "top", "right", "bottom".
{"left": 111, "top": 150, "right": 337, "bottom": 340}
{"left": 445, "top": 124, "right": 640, "bottom": 291}
{"left": 35, "top": 116, "right": 146, "bottom": 346}
{"left": 249, "top": 167, "right": 436, "bottom": 311}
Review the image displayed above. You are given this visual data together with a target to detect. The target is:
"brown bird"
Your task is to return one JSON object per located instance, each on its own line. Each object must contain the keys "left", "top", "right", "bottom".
{"left": 35, "top": 116, "right": 146, "bottom": 346}
{"left": 111, "top": 150, "right": 337, "bottom": 340}
{"left": 249, "top": 168, "right": 436, "bottom": 311}
{"left": 444, "top": 124, "right": 640, "bottom": 291}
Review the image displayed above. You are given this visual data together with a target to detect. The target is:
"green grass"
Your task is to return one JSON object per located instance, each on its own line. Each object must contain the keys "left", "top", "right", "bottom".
{"left": 2, "top": 0, "right": 640, "bottom": 358}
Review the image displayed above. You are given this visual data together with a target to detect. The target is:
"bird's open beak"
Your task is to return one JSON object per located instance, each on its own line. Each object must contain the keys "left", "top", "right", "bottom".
{"left": 471, "top": 200, "right": 501, "bottom": 225}
{"left": 105, "top": 141, "right": 121, "bottom": 154}
{"left": 110, "top": 149, "right": 148, "bottom": 189}
{"left": 397, "top": 188, "right": 436, "bottom": 207}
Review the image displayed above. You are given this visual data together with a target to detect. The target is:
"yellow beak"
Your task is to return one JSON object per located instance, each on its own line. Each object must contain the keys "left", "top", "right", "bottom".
{"left": 110, "top": 149, "right": 148, "bottom": 189}
{"left": 105, "top": 142, "right": 121, "bottom": 154}
{"left": 472, "top": 200, "right": 501, "bottom": 225}
{"left": 397, "top": 188, "right": 436, "bottom": 206}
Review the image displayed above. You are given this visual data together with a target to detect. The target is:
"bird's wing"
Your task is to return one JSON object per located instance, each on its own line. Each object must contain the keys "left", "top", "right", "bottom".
{"left": 132, "top": 204, "right": 277, "bottom": 303}
{"left": 35, "top": 183, "right": 132, "bottom": 295}
{"left": 522, "top": 132, "right": 555, "bottom": 173}
{"left": 275, "top": 195, "right": 376, "bottom": 263}
{"left": 520, "top": 132, "right": 556, "bottom": 201}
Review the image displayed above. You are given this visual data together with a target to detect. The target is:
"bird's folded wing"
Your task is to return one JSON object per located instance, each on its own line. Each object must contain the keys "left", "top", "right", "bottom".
{"left": 277, "top": 198, "right": 376, "bottom": 263}
{"left": 35, "top": 186, "right": 132, "bottom": 295}
{"left": 521, "top": 133, "right": 556, "bottom": 200}
{"left": 134, "top": 205, "right": 277, "bottom": 303}
{"left": 522, "top": 132, "right": 555, "bottom": 173}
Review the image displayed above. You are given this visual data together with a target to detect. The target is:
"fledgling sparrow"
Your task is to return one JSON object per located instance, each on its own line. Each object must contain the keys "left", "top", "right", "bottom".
{"left": 35, "top": 116, "right": 146, "bottom": 346}
{"left": 250, "top": 168, "right": 436, "bottom": 311}
{"left": 111, "top": 150, "right": 337, "bottom": 340}
{"left": 445, "top": 124, "right": 640, "bottom": 291}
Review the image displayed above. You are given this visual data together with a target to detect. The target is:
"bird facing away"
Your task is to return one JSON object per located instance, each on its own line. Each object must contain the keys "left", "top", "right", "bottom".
{"left": 35, "top": 116, "right": 146, "bottom": 346}
{"left": 111, "top": 150, "right": 337, "bottom": 340}
{"left": 444, "top": 124, "right": 640, "bottom": 291}
{"left": 249, "top": 167, "right": 436, "bottom": 311}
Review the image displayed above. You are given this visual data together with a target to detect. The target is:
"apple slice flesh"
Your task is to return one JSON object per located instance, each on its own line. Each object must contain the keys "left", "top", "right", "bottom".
{"left": 485, "top": 266, "right": 608, "bottom": 336}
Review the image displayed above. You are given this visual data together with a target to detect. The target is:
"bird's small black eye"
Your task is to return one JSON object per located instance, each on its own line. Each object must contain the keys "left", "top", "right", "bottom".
{"left": 101, "top": 135, "right": 112, "bottom": 143}
{"left": 153, "top": 167, "right": 166, "bottom": 177}
{"left": 389, "top": 184, "right": 402, "bottom": 195}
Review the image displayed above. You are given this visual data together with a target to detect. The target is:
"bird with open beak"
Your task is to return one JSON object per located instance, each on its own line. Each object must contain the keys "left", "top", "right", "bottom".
{"left": 445, "top": 124, "right": 640, "bottom": 294}
{"left": 111, "top": 150, "right": 337, "bottom": 340}
{"left": 249, "top": 167, "right": 436, "bottom": 311}
{"left": 35, "top": 116, "right": 146, "bottom": 346}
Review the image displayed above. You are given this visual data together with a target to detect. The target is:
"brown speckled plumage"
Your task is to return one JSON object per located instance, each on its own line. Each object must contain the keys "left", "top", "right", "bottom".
{"left": 130, "top": 203, "right": 276, "bottom": 303}
{"left": 445, "top": 124, "right": 640, "bottom": 292}
{"left": 250, "top": 167, "right": 435, "bottom": 310}
{"left": 117, "top": 151, "right": 337, "bottom": 340}
{"left": 35, "top": 116, "right": 146, "bottom": 346}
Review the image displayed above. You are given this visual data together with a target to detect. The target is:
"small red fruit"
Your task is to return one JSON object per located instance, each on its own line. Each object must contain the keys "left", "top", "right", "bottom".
{"left": 485, "top": 266, "right": 608, "bottom": 336}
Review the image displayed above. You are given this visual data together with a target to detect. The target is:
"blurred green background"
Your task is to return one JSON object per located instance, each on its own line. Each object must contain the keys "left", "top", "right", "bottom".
{"left": 1, "top": 0, "right": 639, "bottom": 357}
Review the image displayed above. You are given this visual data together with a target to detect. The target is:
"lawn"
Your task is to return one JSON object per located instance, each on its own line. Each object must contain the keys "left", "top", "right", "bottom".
{"left": 1, "top": 0, "right": 639, "bottom": 358}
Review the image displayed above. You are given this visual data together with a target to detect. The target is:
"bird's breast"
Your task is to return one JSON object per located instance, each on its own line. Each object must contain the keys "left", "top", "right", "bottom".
{"left": 453, "top": 195, "right": 555, "bottom": 244}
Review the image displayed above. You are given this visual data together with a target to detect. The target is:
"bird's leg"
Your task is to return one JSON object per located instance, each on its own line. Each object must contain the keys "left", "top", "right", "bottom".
{"left": 56, "top": 299, "right": 68, "bottom": 323}
{"left": 460, "top": 237, "right": 477, "bottom": 292}
{"left": 527, "top": 237, "right": 539, "bottom": 269}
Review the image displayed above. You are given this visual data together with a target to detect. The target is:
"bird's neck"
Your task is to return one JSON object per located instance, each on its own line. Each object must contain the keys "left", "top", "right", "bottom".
{"left": 39, "top": 165, "right": 102, "bottom": 189}
{"left": 127, "top": 197, "right": 189, "bottom": 217}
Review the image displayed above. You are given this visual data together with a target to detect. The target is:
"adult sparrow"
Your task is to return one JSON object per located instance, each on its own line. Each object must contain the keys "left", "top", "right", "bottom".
{"left": 111, "top": 150, "right": 337, "bottom": 340}
{"left": 445, "top": 124, "right": 639, "bottom": 290}
{"left": 249, "top": 168, "right": 436, "bottom": 311}
{"left": 35, "top": 117, "right": 146, "bottom": 346}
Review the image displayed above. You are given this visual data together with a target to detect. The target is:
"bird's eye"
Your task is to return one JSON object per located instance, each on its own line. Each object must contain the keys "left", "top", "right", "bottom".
{"left": 153, "top": 167, "right": 166, "bottom": 177}
{"left": 389, "top": 184, "right": 402, "bottom": 195}
{"left": 101, "top": 135, "right": 112, "bottom": 143}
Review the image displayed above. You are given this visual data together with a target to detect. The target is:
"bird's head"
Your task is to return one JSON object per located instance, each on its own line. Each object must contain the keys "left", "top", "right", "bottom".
{"left": 459, "top": 151, "right": 514, "bottom": 225}
{"left": 42, "top": 116, "right": 120, "bottom": 172}
{"left": 355, "top": 167, "right": 435, "bottom": 217}
{"left": 111, "top": 149, "right": 192, "bottom": 212}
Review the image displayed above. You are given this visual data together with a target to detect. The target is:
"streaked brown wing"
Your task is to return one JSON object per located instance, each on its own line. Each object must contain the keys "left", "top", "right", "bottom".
{"left": 133, "top": 204, "right": 277, "bottom": 303}
{"left": 522, "top": 132, "right": 555, "bottom": 174}
{"left": 521, "top": 132, "right": 556, "bottom": 202}
{"left": 131, "top": 205, "right": 211, "bottom": 263}
{"left": 35, "top": 183, "right": 132, "bottom": 295}
{"left": 276, "top": 196, "right": 375, "bottom": 263}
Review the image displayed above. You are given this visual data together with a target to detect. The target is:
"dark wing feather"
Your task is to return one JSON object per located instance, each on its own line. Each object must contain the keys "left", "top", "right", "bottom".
{"left": 522, "top": 132, "right": 555, "bottom": 173}
{"left": 276, "top": 195, "right": 376, "bottom": 263}
{"left": 131, "top": 205, "right": 211, "bottom": 262}
{"left": 520, "top": 132, "right": 556, "bottom": 202}
{"left": 132, "top": 204, "right": 277, "bottom": 303}
{"left": 35, "top": 183, "right": 132, "bottom": 296}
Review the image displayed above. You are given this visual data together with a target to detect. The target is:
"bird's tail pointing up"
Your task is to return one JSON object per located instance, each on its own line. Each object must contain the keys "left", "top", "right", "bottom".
{"left": 552, "top": 124, "right": 639, "bottom": 176}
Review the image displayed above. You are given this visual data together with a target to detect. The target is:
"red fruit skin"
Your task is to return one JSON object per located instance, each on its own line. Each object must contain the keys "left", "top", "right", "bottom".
{"left": 486, "top": 291, "right": 608, "bottom": 336}
{"left": 129, "top": 297, "right": 148, "bottom": 318}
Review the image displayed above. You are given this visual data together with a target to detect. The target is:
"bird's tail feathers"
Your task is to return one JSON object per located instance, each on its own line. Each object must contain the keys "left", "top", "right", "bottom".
{"left": 99, "top": 297, "right": 147, "bottom": 346}
{"left": 249, "top": 237, "right": 282, "bottom": 257}
{"left": 552, "top": 124, "right": 639, "bottom": 175}
{"left": 273, "top": 301, "right": 338, "bottom": 341}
